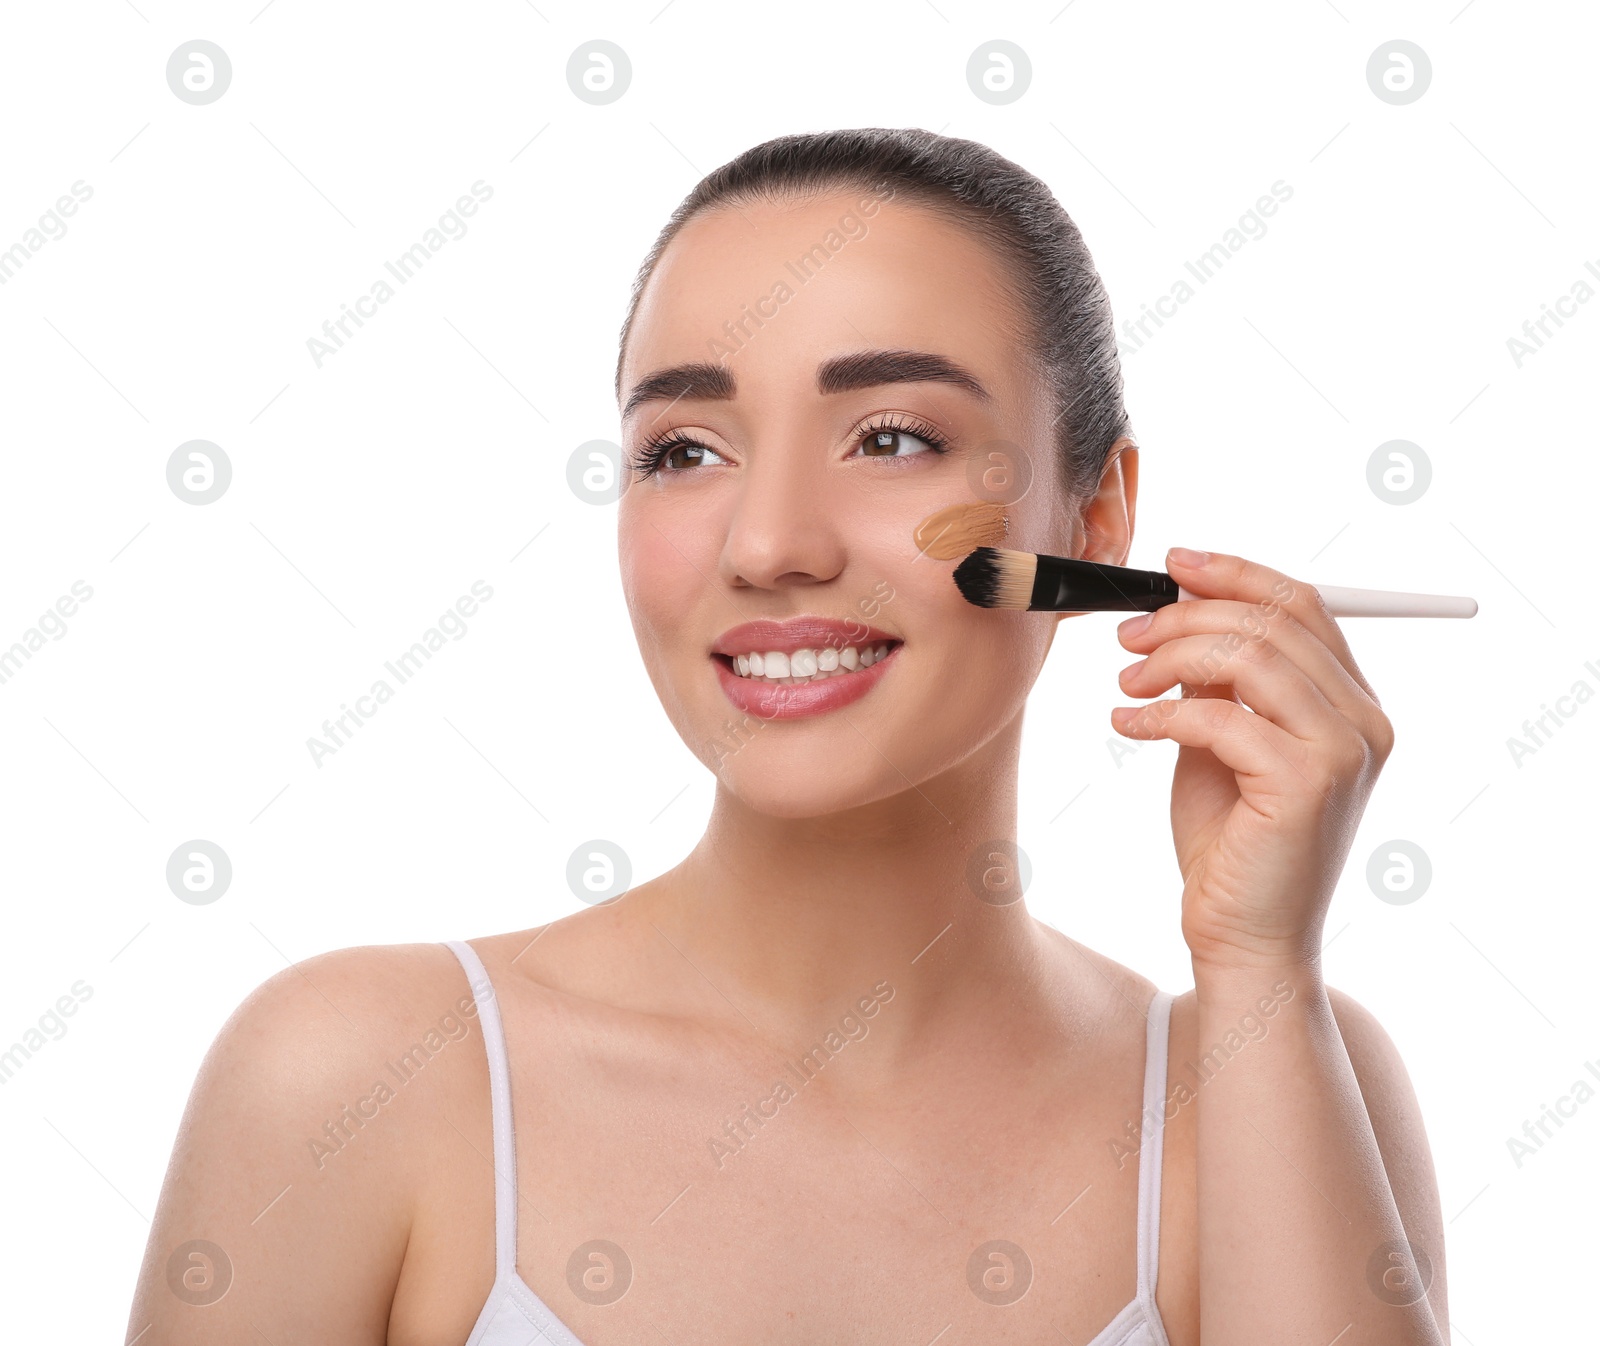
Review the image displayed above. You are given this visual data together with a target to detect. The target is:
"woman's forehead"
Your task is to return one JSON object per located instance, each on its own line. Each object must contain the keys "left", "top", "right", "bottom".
{"left": 621, "top": 193, "right": 1026, "bottom": 394}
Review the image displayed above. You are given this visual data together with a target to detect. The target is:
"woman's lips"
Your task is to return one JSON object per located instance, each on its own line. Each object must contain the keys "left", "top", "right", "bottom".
{"left": 712, "top": 643, "right": 900, "bottom": 720}
{"left": 711, "top": 617, "right": 899, "bottom": 657}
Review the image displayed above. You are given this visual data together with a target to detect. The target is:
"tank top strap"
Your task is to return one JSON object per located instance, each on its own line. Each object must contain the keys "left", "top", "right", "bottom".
{"left": 444, "top": 940, "right": 519, "bottom": 1281}
{"left": 1135, "top": 989, "right": 1176, "bottom": 1311}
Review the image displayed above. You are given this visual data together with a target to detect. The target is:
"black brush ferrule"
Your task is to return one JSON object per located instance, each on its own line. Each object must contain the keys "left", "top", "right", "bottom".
{"left": 1030, "top": 555, "right": 1182, "bottom": 612}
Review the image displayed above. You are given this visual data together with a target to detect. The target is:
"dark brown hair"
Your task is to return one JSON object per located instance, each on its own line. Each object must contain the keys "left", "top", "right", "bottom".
{"left": 615, "top": 126, "right": 1132, "bottom": 499}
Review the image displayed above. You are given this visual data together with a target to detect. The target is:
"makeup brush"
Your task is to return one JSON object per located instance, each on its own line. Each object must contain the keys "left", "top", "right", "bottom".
{"left": 953, "top": 547, "right": 1478, "bottom": 618}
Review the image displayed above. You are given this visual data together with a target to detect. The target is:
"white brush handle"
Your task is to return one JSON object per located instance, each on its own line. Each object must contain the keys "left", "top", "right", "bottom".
{"left": 1175, "top": 583, "right": 1477, "bottom": 618}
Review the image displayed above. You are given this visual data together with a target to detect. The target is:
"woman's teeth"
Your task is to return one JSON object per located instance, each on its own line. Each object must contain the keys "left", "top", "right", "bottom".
{"left": 731, "top": 643, "right": 893, "bottom": 684}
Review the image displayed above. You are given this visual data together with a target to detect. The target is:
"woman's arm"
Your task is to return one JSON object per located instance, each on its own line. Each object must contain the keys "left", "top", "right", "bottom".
{"left": 1192, "top": 968, "right": 1447, "bottom": 1344}
{"left": 125, "top": 946, "right": 430, "bottom": 1345}
{"left": 1112, "top": 548, "right": 1449, "bottom": 1344}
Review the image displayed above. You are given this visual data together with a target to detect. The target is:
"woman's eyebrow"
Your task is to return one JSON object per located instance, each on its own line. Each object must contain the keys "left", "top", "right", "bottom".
{"left": 621, "top": 348, "right": 990, "bottom": 419}
{"left": 817, "top": 349, "right": 992, "bottom": 403}
{"left": 621, "top": 362, "right": 735, "bottom": 420}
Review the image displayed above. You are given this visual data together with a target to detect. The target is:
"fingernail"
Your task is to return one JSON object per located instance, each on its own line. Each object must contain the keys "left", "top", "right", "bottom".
{"left": 1168, "top": 546, "right": 1210, "bottom": 568}
{"left": 1118, "top": 613, "right": 1152, "bottom": 638}
{"left": 1119, "top": 658, "right": 1146, "bottom": 681}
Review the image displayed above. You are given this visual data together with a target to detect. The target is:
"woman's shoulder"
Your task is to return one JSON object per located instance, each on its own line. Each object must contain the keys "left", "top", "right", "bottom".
{"left": 198, "top": 939, "right": 489, "bottom": 1098}
{"left": 130, "top": 938, "right": 502, "bottom": 1342}
{"left": 1036, "top": 923, "right": 1418, "bottom": 1087}
{"left": 179, "top": 938, "right": 494, "bottom": 1177}
{"left": 1034, "top": 919, "right": 1175, "bottom": 1019}
{"left": 228, "top": 938, "right": 467, "bottom": 1026}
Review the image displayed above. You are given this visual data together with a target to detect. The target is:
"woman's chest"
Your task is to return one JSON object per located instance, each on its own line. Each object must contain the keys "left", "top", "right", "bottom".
{"left": 516, "top": 1137, "right": 1150, "bottom": 1345}
{"left": 391, "top": 980, "right": 1199, "bottom": 1346}
{"left": 506, "top": 1068, "right": 1184, "bottom": 1343}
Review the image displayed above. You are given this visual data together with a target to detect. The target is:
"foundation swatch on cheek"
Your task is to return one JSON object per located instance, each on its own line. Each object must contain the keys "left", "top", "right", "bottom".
{"left": 912, "top": 502, "right": 1009, "bottom": 560}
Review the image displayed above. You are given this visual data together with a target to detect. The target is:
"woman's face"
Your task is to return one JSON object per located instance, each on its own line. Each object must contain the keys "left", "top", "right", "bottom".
{"left": 616, "top": 189, "right": 1096, "bottom": 818}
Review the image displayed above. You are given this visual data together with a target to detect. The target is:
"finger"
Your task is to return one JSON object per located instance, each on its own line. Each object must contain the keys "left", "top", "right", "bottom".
{"left": 1121, "top": 630, "right": 1342, "bottom": 744}
{"left": 1118, "top": 597, "right": 1376, "bottom": 727}
{"left": 1110, "top": 694, "right": 1298, "bottom": 781}
{"left": 1163, "top": 549, "right": 1381, "bottom": 705}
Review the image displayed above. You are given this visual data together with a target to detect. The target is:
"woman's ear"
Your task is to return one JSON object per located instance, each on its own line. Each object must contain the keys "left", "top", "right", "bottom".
{"left": 1080, "top": 436, "right": 1139, "bottom": 566}
{"left": 1047, "top": 437, "right": 1141, "bottom": 634}
{"left": 1043, "top": 438, "right": 1145, "bottom": 636}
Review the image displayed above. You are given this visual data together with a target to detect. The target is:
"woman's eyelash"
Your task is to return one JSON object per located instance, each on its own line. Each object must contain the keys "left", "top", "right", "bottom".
{"left": 628, "top": 415, "right": 951, "bottom": 478}
{"left": 855, "top": 412, "right": 951, "bottom": 457}
{"left": 627, "top": 431, "right": 704, "bottom": 477}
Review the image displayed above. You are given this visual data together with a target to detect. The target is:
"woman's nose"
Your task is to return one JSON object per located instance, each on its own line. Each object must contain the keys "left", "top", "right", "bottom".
{"left": 716, "top": 446, "right": 847, "bottom": 590}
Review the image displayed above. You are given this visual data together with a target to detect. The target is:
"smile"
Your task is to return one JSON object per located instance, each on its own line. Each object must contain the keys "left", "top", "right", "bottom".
{"left": 710, "top": 618, "right": 903, "bottom": 720}
{"left": 723, "top": 641, "right": 894, "bottom": 684}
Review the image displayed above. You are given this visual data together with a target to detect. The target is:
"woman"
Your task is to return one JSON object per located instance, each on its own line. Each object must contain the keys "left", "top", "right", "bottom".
{"left": 128, "top": 128, "right": 1447, "bottom": 1346}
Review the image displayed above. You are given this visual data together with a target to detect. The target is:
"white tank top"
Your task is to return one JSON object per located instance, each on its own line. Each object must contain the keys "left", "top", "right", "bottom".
{"left": 444, "top": 938, "right": 1176, "bottom": 1346}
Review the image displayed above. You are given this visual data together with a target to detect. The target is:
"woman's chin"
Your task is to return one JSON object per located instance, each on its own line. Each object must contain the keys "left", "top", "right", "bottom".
{"left": 709, "top": 762, "right": 919, "bottom": 820}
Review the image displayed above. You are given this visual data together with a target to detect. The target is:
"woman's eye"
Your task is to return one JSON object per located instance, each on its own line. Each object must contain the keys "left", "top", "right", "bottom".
{"left": 857, "top": 429, "right": 939, "bottom": 458}
{"left": 663, "top": 442, "right": 725, "bottom": 471}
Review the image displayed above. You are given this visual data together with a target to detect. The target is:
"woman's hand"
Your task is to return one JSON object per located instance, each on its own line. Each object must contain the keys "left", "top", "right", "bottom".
{"left": 1109, "top": 547, "right": 1395, "bottom": 977}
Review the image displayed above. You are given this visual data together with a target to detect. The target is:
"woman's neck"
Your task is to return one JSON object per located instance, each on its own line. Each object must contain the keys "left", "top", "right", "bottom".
{"left": 625, "top": 720, "right": 1060, "bottom": 1061}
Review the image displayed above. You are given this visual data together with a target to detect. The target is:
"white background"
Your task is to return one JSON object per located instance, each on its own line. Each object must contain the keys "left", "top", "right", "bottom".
{"left": 1, "top": 2, "right": 1594, "bottom": 1342}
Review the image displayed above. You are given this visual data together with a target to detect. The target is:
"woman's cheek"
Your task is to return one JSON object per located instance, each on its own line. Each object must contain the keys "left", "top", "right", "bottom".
{"left": 618, "top": 508, "right": 705, "bottom": 648}
{"left": 889, "top": 550, "right": 1022, "bottom": 703}
{"left": 937, "top": 596, "right": 1048, "bottom": 716}
{"left": 618, "top": 534, "right": 701, "bottom": 743}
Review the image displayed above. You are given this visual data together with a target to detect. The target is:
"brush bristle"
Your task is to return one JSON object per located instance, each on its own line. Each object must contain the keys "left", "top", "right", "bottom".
{"left": 952, "top": 546, "right": 1038, "bottom": 610}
